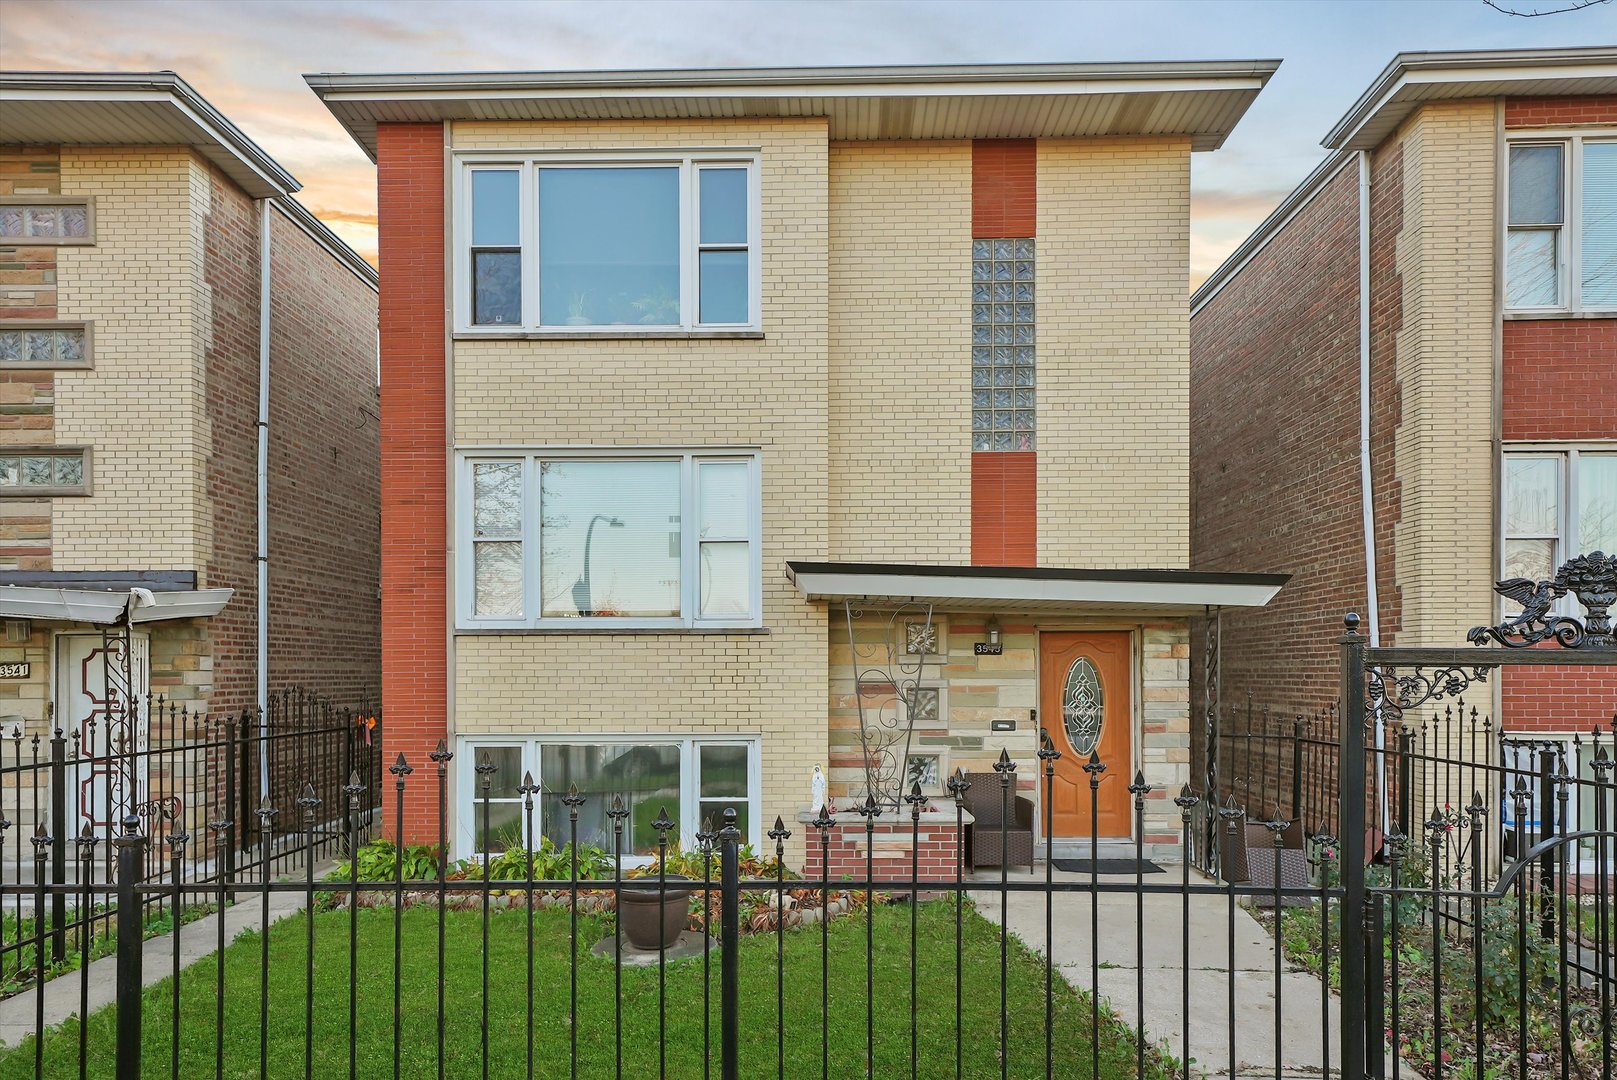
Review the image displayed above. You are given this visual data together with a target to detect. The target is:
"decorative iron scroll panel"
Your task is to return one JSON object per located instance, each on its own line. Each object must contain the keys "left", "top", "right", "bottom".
{"left": 843, "top": 600, "right": 934, "bottom": 810}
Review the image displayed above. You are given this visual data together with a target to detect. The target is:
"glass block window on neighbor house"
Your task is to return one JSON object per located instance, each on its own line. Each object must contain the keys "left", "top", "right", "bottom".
{"left": 971, "top": 239, "right": 1035, "bottom": 451}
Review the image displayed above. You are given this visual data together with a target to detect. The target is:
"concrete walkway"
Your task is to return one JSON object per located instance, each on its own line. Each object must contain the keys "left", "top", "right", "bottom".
{"left": 0, "top": 881, "right": 318, "bottom": 1048}
{"left": 970, "top": 867, "right": 1344, "bottom": 1079}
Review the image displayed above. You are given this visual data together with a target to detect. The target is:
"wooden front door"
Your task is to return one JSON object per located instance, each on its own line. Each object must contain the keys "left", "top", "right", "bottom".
{"left": 1039, "top": 631, "right": 1132, "bottom": 839}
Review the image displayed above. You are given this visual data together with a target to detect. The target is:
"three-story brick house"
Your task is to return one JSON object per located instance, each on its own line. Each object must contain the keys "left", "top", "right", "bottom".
{"left": 0, "top": 71, "right": 382, "bottom": 834}
{"left": 310, "top": 61, "right": 1286, "bottom": 867}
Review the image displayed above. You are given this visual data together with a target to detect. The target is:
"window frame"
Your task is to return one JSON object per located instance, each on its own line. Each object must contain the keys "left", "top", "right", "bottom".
{"left": 1500, "top": 443, "right": 1617, "bottom": 617}
{"left": 0, "top": 445, "right": 92, "bottom": 497}
{"left": 454, "top": 446, "right": 763, "bottom": 630}
{"left": 452, "top": 151, "right": 761, "bottom": 335}
{"left": 0, "top": 196, "right": 95, "bottom": 246}
{"left": 1499, "top": 735, "right": 1612, "bottom": 874}
{"left": 453, "top": 733, "right": 762, "bottom": 862}
{"left": 1503, "top": 132, "right": 1617, "bottom": 315}
{"left": 0, "top": 320, "right": 94, "bottom": 370}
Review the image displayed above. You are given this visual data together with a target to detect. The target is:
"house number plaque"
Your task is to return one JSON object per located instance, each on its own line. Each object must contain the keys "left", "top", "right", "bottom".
{"left": 974, "top": 642, "right": 1003, "bottom": 656}
{"left": 0, "top": 662, "right": 30, "bottom": 680}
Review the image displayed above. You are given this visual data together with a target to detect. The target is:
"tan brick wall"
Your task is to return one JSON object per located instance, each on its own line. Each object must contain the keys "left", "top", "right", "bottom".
{"left": 50, "top": 146, "right": 205, "bottom": 571}
{"left": 1387, "top": 103, "right": 1496, "bottom": 645}
{"left": 1036, "top": 137, "right": 1191, "bottom": 568}
{"left": 449, "top": 118, "right": 829, "bottom": 860}
{"left": 827, "top": 141, "right": 972, "bottom": 562}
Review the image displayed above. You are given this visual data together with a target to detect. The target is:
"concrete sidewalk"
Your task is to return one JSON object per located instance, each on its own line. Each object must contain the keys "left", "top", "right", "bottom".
{"left": 0, "top": 880, "right": 320, "bottom": 1048}
{"left": 970, "top": 866, "right": 1344, "bottom": 1079}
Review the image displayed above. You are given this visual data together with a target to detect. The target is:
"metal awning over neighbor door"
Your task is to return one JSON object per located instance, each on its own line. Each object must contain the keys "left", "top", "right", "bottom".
{"left": 0, "top": 586, "right": 233, "bottom": 624}
{"left": 785, "top": 561, "right": 1287, "bottom": 614}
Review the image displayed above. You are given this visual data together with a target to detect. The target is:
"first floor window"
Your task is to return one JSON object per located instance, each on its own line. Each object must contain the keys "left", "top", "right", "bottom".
{"left": 0, "top": 448, "right": 88, "bottom": 494}
{"left": 1503, "top": 448, "right": 1617, "bottom": 602}
{"left": 1500, "top": 736, "right": 1613, "bottom": 873}
{"left": 458, "top": 449, "right": 760, "bottom": 629}
{"left": 456, "top": 735, "right": 759, "bottom": 860}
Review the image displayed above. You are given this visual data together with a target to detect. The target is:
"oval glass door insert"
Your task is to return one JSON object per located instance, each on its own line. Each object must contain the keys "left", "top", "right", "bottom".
{"left": 1062, "top": 657, "right": 1104, "bottom": 756}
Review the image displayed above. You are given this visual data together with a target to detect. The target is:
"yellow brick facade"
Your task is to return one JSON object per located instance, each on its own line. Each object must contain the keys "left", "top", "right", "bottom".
{"left": 827, "top": 141, "right": 972, "bottom": 562}
{"left": 1036, "top": 137, "right": 1191, "bottom": 569}
{"left": 49, "top": 147, "right": 208, "bottom": 571}
{"left": 1387, "top": 103, "right": 1497, "bottom": 645}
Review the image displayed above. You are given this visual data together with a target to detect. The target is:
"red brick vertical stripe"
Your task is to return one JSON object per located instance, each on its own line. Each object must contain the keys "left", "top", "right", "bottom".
{"left": 1501, "top": 320, "right": 1617, "bottom": 442}
{"left": 972, "top": 140, "right": 1036, "bottom": 238}
{"left": 971, "top": 451, "right": 1037, "bottom": 566}
{"left": 970, "top": 140, "right": 1037, "bottom": 564}
{"left": 377, "top": 122, "right": 447, "bottom": 842}
{"left": 1504, "top": 96, "right": 1617, "bottom": 127}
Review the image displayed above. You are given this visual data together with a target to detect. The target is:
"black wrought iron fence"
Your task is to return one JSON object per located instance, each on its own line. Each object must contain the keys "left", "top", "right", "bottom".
{"left": 0, "top": 688, "right": 381, "bottom": 997}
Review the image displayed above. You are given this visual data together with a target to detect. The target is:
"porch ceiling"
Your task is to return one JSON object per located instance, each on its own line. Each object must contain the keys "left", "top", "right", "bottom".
{"left": 784, "top": 561, "right": 1287, "bottom": 615}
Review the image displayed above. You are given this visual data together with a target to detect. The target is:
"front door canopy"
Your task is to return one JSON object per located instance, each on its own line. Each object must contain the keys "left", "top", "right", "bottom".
{"left": 786, "top": 561, "right": 1287, "bottom": 615}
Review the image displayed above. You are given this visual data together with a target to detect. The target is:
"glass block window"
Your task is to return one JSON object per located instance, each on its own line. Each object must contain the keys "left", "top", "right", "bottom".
{"left": 971, "top": 238, "right": 1035, "bottom": 451}
{"left": 0, "top": 450, "right": 87, "bottom": 493}
{"left": 0, "top": 201, "right": 91, "bottom": 242}
{"left": 0, "top": 325, "right": 89, "bottom": 367}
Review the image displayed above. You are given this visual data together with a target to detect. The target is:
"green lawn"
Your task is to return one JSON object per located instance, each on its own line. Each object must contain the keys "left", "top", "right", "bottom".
{"left": 1, "top": 900, "right": 1169, "bottom": 1079}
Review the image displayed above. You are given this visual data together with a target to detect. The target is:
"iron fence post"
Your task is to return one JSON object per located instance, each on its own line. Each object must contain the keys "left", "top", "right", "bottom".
{"left": 114, "top": 814, "right": 146, "bottom": 1080}
{"left": 48, "top": 727, "right": 67, "bottom": 962}
{"left": 1536, "top": 745, "right": 1557, "bottom": 939}
{"left": 1364, "top": 895, "right": 1385, "bottom": 1078}
{"left": 718, "top": 806, "right": 741, "bottom": 1080}
{"left": 1337, "top": 613, "right": 1368, "bottom": 1080}
{"left": 1396, "top": 728, "right": 1413, "bottom": 840}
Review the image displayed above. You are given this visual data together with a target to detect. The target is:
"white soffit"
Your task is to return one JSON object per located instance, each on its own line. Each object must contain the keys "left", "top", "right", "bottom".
{"left": 1324, "top": 47, "right": 1617, "bottom": 151}
{"left": 785, "top": 562, "right": 1286, "bottom": 615}
{"left": 0, "top": 586, "right": 232, "bottom": 624}
{"left": 304, "top": 60, "right": 1280, "bottom": 159}
{"left": 0, "top": 72, "right": 298, "bottom": 198}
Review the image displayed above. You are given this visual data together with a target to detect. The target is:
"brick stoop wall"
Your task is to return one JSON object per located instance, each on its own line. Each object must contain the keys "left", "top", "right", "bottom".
{"left": 798, "top": 809, "right": 965, "bottom": 884}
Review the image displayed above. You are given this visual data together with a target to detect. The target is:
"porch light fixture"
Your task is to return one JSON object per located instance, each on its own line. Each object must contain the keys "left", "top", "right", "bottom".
{"left": 985, "top": 615, "right": 1001, "bottom": 648}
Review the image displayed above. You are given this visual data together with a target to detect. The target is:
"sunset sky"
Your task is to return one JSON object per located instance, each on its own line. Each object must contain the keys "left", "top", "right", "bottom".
{"left": 3, "top": 0, "right": 1613, "bottom": 285}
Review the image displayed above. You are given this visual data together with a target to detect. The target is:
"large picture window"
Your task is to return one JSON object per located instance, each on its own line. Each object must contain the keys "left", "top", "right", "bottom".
{"left": 456, "top": 449, "right": 761, "bottom": 629}
{"left": 455, "top": 735, "right": 760, "bottom": 860}
{"left": 1505, "top": 135, "right": 1617, "bottom": 313}
{"left": 457, "top": 154, "right": 758, "bottom": 333}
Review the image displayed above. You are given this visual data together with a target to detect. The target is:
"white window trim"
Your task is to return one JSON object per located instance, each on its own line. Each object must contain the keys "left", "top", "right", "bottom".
{"left": 1503, "top": 131, "right": 1617, "bottom": 315}
{"left": 1500, "top": 442, "right": 1617, "bottom": 618}
{"left": 452, "top": 150, "right": 762, "bottom": 335}
{"left": 453, "top": 733, "right": 762, "bottom": 863}
{"left": 455, "top": 446, "right": 763, "bottom": 630}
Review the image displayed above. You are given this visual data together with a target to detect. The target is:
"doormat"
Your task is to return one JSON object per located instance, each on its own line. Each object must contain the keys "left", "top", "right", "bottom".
{"left": 1051, "top": 858, "right": 1165, "bottom": 875}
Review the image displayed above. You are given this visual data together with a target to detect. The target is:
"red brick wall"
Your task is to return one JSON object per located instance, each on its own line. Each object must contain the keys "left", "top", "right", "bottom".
{"left": 1505, "top": 96, "right": 1617, "bottom": 128}
{"left": 265, "top": 207, "right": 381, "bottom": 708}
{"left": 971, "top": 140, "right": 1036, "bottom": 238}
{"left": 1501, "top": 320, "right": 1617, "bottom": 442}
{"left": 376, "top": 122, "right": 448, "bottom": 841}
{"left": 970, "top": 451, "right": 1036, "bottom": 565}
{"left": 201, "top": 166, "right": 263, "bottom": 715}
{"left": 1189, "top": 162, "right": 1369, "bottom": 741}
{"left": 800, "top": 817, "right": 962, "bottom": 883}
{"left": 1502, "top": 666, "right": 1617, "bottom": 733}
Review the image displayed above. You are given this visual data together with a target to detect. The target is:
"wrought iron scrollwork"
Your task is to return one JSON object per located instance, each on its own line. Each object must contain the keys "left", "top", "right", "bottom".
{"left": 843, "top": 600, "right": 935, "bottom": 811}
{"left": 1467, "top": 551, "right": 1617, "bottom": 649}
{"left": 1367, "top": 665, "right": 1490, "bottom": 722}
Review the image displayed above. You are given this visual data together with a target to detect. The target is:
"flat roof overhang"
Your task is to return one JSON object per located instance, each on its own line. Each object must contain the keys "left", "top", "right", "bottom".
{"left": 304, "top": 60, "right": 1279, "bottom": 160}
{"left": 0, "top": 585, "right": 233, "bottom": 624}
{"left": 785, "top": 561, "right": 1287, "bottom": 615}
{"left": 0, "top": 71, "right": 298, "bottom": 198}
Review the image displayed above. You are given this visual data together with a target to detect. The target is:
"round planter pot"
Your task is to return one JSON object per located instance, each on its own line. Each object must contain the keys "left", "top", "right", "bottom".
{"left": 619, "top": 877, "right": 692, "bottom": 950}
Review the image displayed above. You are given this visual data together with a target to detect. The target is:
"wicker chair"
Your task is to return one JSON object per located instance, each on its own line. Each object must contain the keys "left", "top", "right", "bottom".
{"left": 961, "top": 771, "right": 1035, "bottom": 871}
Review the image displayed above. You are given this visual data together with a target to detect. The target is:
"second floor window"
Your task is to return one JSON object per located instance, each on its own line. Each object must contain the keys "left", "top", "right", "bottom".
{"left": 458, "top": 155, "right": 758, "bottom": 333}
{"left": 457, "top": 449, "right": 760, "bottom": 629}
{"left": 1506, "top": 136, "right": 1616, "bottom": 312}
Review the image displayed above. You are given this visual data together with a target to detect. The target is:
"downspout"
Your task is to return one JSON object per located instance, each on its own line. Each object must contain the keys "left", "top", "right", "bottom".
{"left": 257, "top": 199, "right": 272, "bottom": 799}
{"left": 1358, "top": 150, "right": 1388, "bottom": 834}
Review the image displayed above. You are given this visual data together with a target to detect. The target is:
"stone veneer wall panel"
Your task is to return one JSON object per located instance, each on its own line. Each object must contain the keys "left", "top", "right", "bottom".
{"left": 1036, "top": 138, "right": 1191, "bottom": 569}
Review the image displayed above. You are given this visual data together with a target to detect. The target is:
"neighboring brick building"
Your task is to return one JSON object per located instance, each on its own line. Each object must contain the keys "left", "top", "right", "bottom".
{"left": 0, "top": 72, "right": 380, "bottom": 833}
{"left": 309, "top": 61, "right": 1287, "bottom": 870}
{"left": 1190, "top": 48, "right": 1617, "bottom": 844}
